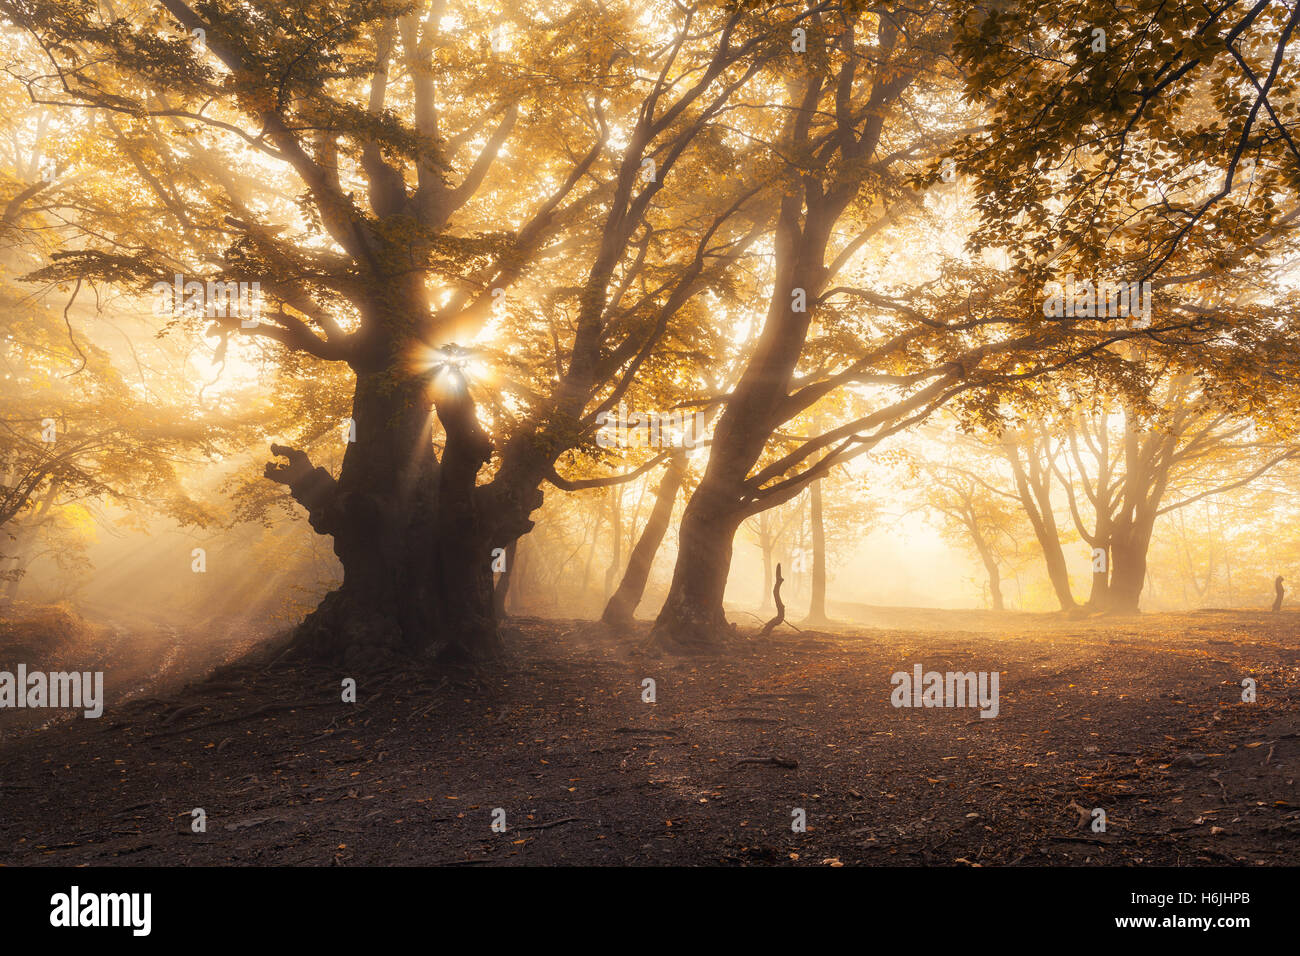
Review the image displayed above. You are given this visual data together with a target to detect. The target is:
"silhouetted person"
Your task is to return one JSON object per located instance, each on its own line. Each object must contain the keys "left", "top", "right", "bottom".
{"left": 1273, "top": 575, "right": 1285, "bottom": 612}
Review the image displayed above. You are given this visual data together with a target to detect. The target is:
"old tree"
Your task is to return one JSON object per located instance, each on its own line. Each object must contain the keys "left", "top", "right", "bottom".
{"left": 4, "top": 0, "right": 1299, "bottom": 662}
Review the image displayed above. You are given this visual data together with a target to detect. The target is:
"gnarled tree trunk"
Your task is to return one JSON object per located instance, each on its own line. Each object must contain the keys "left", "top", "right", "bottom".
{"left": 269, "top": 353, "right": 499, "bottom": 668}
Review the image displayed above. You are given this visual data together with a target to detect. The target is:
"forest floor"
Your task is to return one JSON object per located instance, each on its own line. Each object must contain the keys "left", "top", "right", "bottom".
{"left": 1, "top": 605, "right": 1298, "bottom": 866}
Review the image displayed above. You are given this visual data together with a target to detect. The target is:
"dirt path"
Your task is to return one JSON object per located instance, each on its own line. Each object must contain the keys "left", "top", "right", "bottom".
{"left": 1, "top": 610, "right": 1296, "bottom": 865}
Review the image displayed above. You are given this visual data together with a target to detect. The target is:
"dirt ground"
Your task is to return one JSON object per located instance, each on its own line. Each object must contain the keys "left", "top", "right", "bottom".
{"left": 1, "top": 607, "right": 1297, "bottom": 866}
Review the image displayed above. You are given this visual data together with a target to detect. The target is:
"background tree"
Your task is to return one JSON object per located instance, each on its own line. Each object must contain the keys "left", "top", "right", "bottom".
{"left": 920, "top": 460, "right": 1030, "bottom": 611}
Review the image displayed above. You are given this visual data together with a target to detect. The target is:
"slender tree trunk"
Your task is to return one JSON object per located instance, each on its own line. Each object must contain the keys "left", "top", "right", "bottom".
{"left": 509, "top": 535, "right": 530, "bottom": 615}
{"left": 1219, "top": 506, "right": 1235, "bottom": 605}
{"left": 494, "top": 539, "right": 518, "bottom": 619}
{"left": 1006, "top": 447, "right": 1076, "bottom": 610}
{"left": 2, "top": 563, "right": 23, "bottom": 605}
{"left": 1078, "top": 418, "right": 1113, "bottom": 611}
{"left": 602, "top": 455, "right": 685, "bottom": 627}
{"left": 759, "top": 514, "right": 774, "bottom": 612}
{"left": 805, "top": 478, "right": 828, "bottom": 624}
{"left": 2, "top": 530, "right": 33, "bottom": 605}
{"left": 972, "top": 533, "right": 1004, "bottom": 611}
{"left": 793, "top": 493, "right": 808, "bottom": 603}
{"left": 987, "top": 563, "right": 1004, "bottom": 611}
{"left": 603, "top": 485, "right": 623, "bottom": 601}
{"left": 1087, "top": 543, "right": 1111, "bottom": 610}
{"left": 581, "top": 506, "right": 602, "bottom": 601}
{"left": 1, "top": 485, "right": 57, "bottom": 607}
{"left": 1038, "top": 531, "right": 1075, "bottom": 609}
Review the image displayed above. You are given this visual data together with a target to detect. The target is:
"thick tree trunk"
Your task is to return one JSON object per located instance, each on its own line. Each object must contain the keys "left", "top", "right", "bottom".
{"left": 650, "top": 248, "right": 822, "bottom": 646}
{"left": 1108, "top": 521, "right": 1154, "bottom": 614}
{"left": 650, "top": 478, "right": 745, "bottom": 648}
{"left": 650, "top": 102, "right": 870, "bottom": 649}
{"left": 1105, "top": 419, "right": 1172, "bottom": 615}
{"left": 1108, "top": 551, "right": 1144, "bottom": 612}
{"left": 601, "top": 455, "right": 685, "bottom": 627}
{"left": 272, "top": 361, "right": 499, "bottom": 668}
{"left": 805, "top": 478, "right": 828, "bottom": 624}
{"left": 1088, "top": 563, "right": 1111, "bottom": 610}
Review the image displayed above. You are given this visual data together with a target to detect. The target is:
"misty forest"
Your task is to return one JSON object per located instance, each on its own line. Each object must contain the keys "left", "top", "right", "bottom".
{"left": 1, "top": 0, "right": 1299, "bottom": 867}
